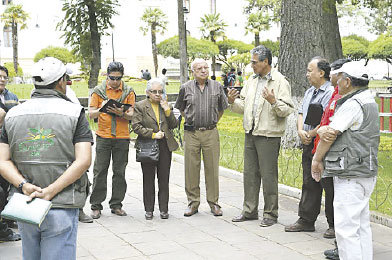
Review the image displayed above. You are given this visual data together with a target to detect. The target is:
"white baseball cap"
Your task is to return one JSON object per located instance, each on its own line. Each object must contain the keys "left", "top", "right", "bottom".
{"left": 32, "top": 57, "right": 72, "bottom": 86}
{"left": 330, "top": 61, "right": 368, "bottom": 80}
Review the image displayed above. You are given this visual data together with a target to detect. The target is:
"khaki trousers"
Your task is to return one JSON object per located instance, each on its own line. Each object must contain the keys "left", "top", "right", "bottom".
{"left": 184, "top": 128, "right": 220, "bottom": 209}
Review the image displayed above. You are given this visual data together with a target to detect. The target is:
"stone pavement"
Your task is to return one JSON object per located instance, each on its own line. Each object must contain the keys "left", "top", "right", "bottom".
{"left": 1, "top": 145, "right": 392, "bottom": 260}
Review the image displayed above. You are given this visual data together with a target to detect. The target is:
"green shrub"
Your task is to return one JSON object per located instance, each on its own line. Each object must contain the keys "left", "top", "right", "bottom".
{"left": 4, "top": 62, "right": 23, "bottom": 77}
{"left": 34, "top": 46, "right": 76, "bottom": 64}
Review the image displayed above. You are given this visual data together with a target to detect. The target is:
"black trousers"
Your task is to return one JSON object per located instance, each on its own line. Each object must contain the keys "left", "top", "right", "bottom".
{"left": 298, "top": 142, "right": 334, "bottom": 227}
{"left": 141, "top": 139, "right": 172, "bottom": 213}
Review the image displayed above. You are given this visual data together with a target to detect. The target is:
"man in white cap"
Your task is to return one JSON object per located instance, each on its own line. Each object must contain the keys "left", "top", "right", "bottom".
{"left": 0, "top": 57, "right": 93, "bottom": 259}
{"left": 311, "top": 61, "right": 379, "bottom": 260}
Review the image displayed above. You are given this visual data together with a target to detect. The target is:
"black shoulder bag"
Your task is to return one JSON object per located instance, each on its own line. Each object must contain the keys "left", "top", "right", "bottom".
{"left": 135, "top": 108, "right": 161, "bottom": 163}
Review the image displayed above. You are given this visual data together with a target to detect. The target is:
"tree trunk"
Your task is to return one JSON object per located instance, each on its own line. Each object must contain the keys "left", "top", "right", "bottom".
{"left": 178, "top": 0, "right": 188, "bottom": 84}
{"left": 279, "top": 0, "right": 343, "bottom": 97}
{"left": 211, "top": 31, "right": 216, "bottom": 77}
{"left": 151, "top": 24, "right": 158, "bottom": 77}
{"left": 12, "top": 21, "right": 18, "bottom": 74}
{"left": 255, "top": 32, "right": 260, "bottom": 47}
{"left": 87, "top": 1, "right": 101, "bottom": 90}
{"left": 210, "top": 0, "right": 216, "bottom": 13}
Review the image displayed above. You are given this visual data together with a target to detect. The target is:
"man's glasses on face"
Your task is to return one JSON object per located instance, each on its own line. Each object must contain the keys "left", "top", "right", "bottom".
{"left": 108, "top": 75, "right": 122, "bottom": 81}
{"left": 0, "top": 75, "right": 9, "bottom": 80}
{"left": 149, "top": 90, "right": 163, "bottom": 94}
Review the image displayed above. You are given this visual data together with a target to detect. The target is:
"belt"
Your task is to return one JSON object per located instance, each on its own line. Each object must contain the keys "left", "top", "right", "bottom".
{"left": 184, "top": 125, "right": 216, "bottom": 131}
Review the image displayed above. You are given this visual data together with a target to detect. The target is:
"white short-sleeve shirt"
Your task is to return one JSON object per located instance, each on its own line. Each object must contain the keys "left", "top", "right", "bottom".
{"left": 329, "top": 89, "right": 374, "bottom": 133}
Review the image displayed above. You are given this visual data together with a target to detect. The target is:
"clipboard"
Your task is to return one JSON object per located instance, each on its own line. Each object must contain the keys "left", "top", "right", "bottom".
{"left": 99, "top": 99, "right": 132, "bottom": 115}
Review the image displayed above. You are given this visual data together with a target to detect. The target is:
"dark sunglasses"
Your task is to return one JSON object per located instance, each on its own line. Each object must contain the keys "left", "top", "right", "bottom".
{"left": 108, "top": 75, "right": 122, "bottom": 81}
{"left": 149, "top": 90, "right": 163, "bottom": 94}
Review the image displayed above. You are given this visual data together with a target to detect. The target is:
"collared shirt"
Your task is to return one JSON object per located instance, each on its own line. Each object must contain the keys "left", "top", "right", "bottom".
{"left": 252, "top": 72, "right": 272, "bottom": 119}
{"left": 90, "top": 82, "right": 135, "bottom": 139}
{"left": 175, "top": 79, "right": 228, "bottom": 128}
{"left": 299, "top": 81, "right": 334, "bottom": 131}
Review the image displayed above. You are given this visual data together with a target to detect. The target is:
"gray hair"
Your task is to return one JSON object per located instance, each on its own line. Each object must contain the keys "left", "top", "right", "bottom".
{"left": 146, "top": 78, "right": 167, "bottom": 98}
{"left": 250, "top": 45, "right": 272, "bottom": 65}
{"left": 191, "top": 58, "right": 208, "bottom": 71}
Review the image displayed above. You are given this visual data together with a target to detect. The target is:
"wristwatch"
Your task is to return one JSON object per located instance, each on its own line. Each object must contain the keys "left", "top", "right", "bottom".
{"left": 18, "top": 179, "right": 28, "bottom": 193}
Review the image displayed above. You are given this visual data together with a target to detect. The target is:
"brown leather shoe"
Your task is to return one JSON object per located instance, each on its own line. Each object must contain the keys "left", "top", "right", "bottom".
{"left": 323, "top": 227, "right": 335, "bottom": 239}
{"left": 90, "top": 209, "right": 101, "bottom": 219}
{"left": 260, "top": 218, "right": 277, "bottom": 227}
{"left": 210, "top": 205, "right": 223, "bottom": 216}
{"left": 285, "top": 219, "right": 315, "bottom": 232}
{"left": 232, "top": 214, "right": 258, "bottom": 222}
{"left": 111, "top": 208, "right": 127, "bottom": 216}
{"left": 184, "top": 206, "right": 198, "bottom": 217}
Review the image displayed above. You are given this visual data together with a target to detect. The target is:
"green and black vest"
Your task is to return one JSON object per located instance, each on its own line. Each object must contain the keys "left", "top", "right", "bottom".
{"left": 5, "top": 89, "right": 88, "bottom": 208}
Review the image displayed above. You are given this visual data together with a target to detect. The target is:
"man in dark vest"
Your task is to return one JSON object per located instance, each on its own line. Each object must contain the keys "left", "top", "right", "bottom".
{"left": 312, "top": 62, "right": 379, "bottom": 260}
{"left": 0, "top": 57, "right": 93, "bottom": 259}
{"left": 89, "top": 61, "right": 135, "bottom": 219}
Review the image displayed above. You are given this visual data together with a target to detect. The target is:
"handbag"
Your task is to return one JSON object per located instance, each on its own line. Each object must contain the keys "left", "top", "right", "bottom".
{"left": 136, "top": 137, "right": 160, "bottom": 163}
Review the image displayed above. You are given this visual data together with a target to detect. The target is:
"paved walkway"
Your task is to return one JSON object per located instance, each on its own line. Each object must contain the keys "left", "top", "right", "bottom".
{"left": 1, "top": 145, "right": 392, "bottom": 260}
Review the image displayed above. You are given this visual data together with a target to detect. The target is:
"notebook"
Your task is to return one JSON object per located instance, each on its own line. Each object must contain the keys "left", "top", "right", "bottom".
{"left": 1, "top": 193, "right": 52, "bottom": 227}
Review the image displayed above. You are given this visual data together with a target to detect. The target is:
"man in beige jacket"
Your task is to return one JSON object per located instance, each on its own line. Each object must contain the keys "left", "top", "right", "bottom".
{"left": 228, "top": 45, "right": 294, "bottom": 227}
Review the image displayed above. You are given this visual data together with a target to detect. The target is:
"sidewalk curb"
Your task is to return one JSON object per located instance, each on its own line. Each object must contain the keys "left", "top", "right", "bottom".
{"left": 171, "top": 152, "right": 392, "bottom": 229}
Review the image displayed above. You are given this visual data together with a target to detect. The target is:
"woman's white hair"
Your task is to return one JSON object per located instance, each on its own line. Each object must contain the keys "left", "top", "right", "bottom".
{"left": 146, "top": 78, "right": 166, "bottom": 98}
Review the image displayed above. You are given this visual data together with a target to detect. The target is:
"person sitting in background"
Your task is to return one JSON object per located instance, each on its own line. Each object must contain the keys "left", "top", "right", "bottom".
{"left": 132, "top": 78, "right": 178, "bottom": 220}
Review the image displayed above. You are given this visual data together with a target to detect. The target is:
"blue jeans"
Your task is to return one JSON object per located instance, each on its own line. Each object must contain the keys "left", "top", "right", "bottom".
{"left": 18, "top": 208, "right": 79, "bottom": 260}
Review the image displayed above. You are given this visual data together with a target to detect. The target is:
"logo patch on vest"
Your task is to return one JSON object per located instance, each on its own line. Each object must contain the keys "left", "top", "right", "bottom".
{"left": 19, "top": 128, "right": 56, "bottom": 156}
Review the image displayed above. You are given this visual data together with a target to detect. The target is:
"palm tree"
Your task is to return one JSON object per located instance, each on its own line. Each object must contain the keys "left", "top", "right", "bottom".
{"left": 200, "top": 13, "right": 227, "bottom": 77}
{"left": 140, "top": 8, "right": 168, "bottom": 77}
{"left": 1, "top": 4, "right": 29, "bottom": 75}
{"left": 245, "top": 11, "right": 271, "bottom": 46}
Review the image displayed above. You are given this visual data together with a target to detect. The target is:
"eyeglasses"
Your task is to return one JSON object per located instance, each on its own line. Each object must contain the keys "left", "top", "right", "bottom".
{"left": 108, "top": 75, "right": 122, "bottom": 81}
{"left": 149, "top": 90, "right": 163, "bottom": 94}
{"left": 194, "top": 66, "right": 209, "bottom": 72}
{"left": 0, "top": 75, "right": 9, "bottom": 80}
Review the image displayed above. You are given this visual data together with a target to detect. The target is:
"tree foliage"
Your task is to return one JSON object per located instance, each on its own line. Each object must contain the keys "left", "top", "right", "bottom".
{"left": 260, "top": 39, "right": 280, "bottom": 57}
{"left": 0, "top": 4, "right": 29, "bottom": 74}
{"left": 157, "top": 36, "right": 219, "bottom": 64}
{"left": 216, "top": 39, "right": 253, "bottom": 66}
{"left": 200, "top": 13, "right": 227, "bottom": 76}
{"left": 341, "top": 35, "right": 369, "bottom": 60}
{"left": 368, "top": 33, "right": 392, "bottom": 63}
{"left": 57, "top": 0, "right": 119, "bottom": 89}
{"left": 243, "top": 0, "right": 280, "bottom": 46}
{"left": 4, "top": 62, "right": 23, "bottom": 78}
{"left": 222, "top": 53, "right": 251, "bottom": 73}
{"left": 140, "top": 7, "right": 168, "bottom": 77}
{"left": 34, "top": 46, "right": 76, "bottom": 64}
